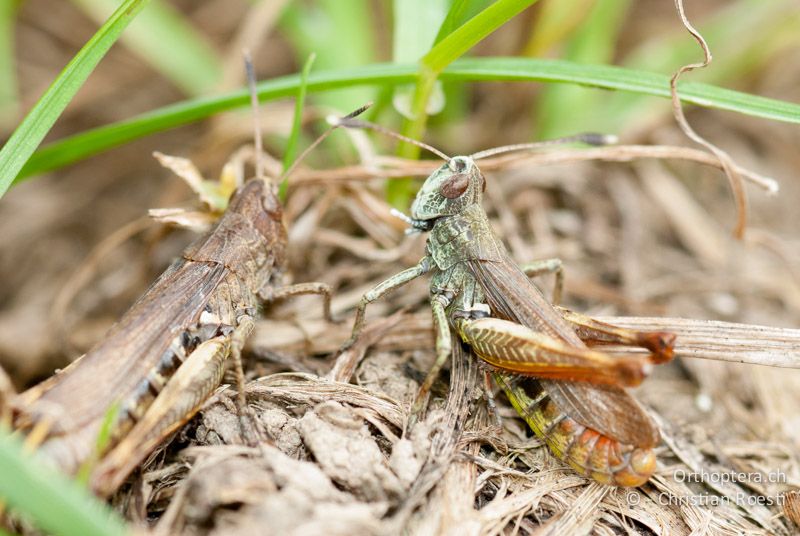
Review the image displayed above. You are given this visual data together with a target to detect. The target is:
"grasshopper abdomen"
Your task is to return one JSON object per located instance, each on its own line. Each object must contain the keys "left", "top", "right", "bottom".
{"left": 497, "top": 374, "right": 656, "bottom": 487}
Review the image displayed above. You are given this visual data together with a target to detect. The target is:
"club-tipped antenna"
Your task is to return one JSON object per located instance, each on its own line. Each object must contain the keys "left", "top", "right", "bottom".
{"left": 331, "top": 116, "right": 451, "bottom": 162}
{"left": 279, "top": 103, "right": 374, "bottom": 182}
{"left": 244, "top": 50, "right": 264, "bottom": 180}
{"left": 469, "top": 133, "right": 618, "bottom": 161}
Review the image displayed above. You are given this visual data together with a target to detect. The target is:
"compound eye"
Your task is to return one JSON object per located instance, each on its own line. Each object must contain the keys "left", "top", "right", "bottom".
{"left": 440, "top": 173, "right": 469, "bottom": 199}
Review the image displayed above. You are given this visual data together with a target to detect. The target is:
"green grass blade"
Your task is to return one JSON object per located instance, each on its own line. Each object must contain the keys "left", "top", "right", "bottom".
{"left": 280, "top": 0, "right": 376, "bottom": 112}
{"left": 434, "top": 0, "right": 491, "bottom": 45}
{"left": 0, "top": 0, "right": 19, "bottom": 130}
{"left": 391, "top": 0, "right": 448, "bottom": 119}
{"left": 394, "top": 0, "right": 449, "bottom": 62}
{"left": 280, "top": 52, "right": 315, "bottom": 201}
{"left": 0, "top": 431, "right": 128, "bottom": 536}
{"left": 422, "top": 0, "right": 539, "bottom": 73}
{"left": 535, "top": 0, "right": 631, "bottom": 138}
{"left": 402, "top": 0, "right": 540, "bottom": 150}
{"left": 71, "top": 0, "right": 223, "bottom": 95}
{"left": 75, "top": 400, "right": 120, "bottom": 485}
{"left": 394, "top": 0, "right": 540, "bottom": 205}
{"left": 13, "top": 58, "right": 800, "bottom": 184}
{"left": 0, "top": 0, "right": 151, "bottom": 198}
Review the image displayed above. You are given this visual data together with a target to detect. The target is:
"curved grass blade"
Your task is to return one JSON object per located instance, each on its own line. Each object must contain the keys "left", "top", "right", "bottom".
{"left": 0, "top": 431, "right": 128, "bottom": 536}
{"left": 280, "top": 0, "right": 376, "bottom": 112}
{"left": 0, "top": 0, "right": 152, "bottom": 198}
{"left": 280, "top": 52, "right": 315, "bottom": 201}
{"left": 534, "top": 0, "right": 631, "bottom": 138}
{"left": 12, "top": 57, "right": 800, "bottom": 186}
{"left": 71, "top": 0, "right": 223, "bottom": 96}
{"left": 400, "top": 0, "right": 541, "bottom": 157}
{"left": 0, "top": 0, "right": 19, "bottom": 130}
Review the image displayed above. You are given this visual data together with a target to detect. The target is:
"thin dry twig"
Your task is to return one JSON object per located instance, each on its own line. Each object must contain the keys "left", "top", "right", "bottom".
{"left": 253, "top": 313, "right": 800, "bottom": 369}
{"left": 288, "top": 145, "right": 778, "bottom": 193}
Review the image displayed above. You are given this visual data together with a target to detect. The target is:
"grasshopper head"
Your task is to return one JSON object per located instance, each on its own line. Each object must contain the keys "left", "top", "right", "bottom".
{"left": 409, "top": 156, "right": 485, "bottom": 230}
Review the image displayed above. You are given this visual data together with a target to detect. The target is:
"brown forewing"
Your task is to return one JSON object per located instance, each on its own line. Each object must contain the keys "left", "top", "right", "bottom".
{"left": 15, "top": 259, "right": 228, "bottom": 433}
{"left": 467, "top": 256, "right": 660, "bottom": 448}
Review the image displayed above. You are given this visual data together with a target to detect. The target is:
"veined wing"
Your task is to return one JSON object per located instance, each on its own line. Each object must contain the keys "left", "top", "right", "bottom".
{"left": 468, "top": 256, "right": 659, "bottom": 448}
{"left": 16, "top": 259, "right": 228, "bottom": 433}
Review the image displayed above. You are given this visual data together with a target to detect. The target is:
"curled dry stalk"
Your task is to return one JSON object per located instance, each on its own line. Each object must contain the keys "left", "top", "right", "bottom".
{"left": 671, "top": 0, "right": 751, "bottom": 239}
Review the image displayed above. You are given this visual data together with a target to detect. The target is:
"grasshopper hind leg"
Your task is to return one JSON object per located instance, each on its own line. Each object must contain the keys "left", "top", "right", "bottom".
{"left": 556, "top": 308, "right": 676, "bottom": 364}
{"left": 456, "top": 315, "right": 653, "bottom": 388}
{"left": 517, "top": 258, "right": 675, "bottom": 363}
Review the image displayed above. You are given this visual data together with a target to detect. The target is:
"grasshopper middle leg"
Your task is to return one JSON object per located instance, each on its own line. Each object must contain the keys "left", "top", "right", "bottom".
{"left": 520, "top": 258, "right": 564, "bottom": 305}
{"left": 410, "top": 294, "right": 452, "bottom": 421}
{"left": 260, "top": 282, "right": 335, "bottom": 323}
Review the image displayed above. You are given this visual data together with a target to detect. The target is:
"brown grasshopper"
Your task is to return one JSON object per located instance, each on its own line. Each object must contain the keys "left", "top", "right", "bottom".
{"left": 7, "top": 68, "right": 353, "bottom": 497}
{"left": 338, "top": 119, "right": 676, "bottom": 487}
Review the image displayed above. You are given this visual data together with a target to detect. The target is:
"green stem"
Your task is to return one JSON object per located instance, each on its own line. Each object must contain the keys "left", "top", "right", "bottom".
{"left": 10, "top": 58, "right": 800, "bottom": 189}
{"left": 391, "top": 0, "right": 540, "bottom": 206}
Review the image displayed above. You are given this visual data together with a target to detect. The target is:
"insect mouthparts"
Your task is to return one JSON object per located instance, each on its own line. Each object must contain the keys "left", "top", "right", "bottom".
{"left": 389, "top": 208, "right": 433, "bottom": 234}
{"left": 448, "top": 156, "right": 470, "bottom": 172}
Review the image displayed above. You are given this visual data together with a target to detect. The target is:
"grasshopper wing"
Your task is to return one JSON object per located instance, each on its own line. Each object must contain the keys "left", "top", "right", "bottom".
{"left": 468, "top": 256, "right": 660, "bottom": 448}
{"left": 15, "top": 259, "right": 228, "bottom": 433}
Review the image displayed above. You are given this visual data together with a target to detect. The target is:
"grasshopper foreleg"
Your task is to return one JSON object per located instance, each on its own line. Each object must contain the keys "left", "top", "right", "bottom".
{"left": 520, "top": 258, "right": 564, "bottom": 305}
{"left": 455, "top": 316, "right": 652, "bottom": 388}
{"left": 342, "top": 257, "right": 432, "bottom": 350}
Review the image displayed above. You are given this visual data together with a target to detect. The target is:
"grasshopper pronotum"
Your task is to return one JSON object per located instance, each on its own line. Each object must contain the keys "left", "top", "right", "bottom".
{"left": 338, "top": 119, "right": 676, "bottom": 487}
{"left": 6, "top": 61, "right": 351, "bottom": 497}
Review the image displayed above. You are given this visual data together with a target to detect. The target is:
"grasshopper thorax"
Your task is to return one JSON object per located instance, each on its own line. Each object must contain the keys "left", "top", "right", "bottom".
{"left": 409, "top": 156, "right": 486, "bottom": 230}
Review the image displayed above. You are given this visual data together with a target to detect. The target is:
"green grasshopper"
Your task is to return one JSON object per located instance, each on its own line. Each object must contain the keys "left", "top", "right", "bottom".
{"left": 338, "top": 119, "right": 676, "bottom": 487}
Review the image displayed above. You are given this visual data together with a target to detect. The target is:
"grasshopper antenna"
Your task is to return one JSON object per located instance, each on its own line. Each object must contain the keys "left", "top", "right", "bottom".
{"left": 243, "top": 50, "right": 265, "bottom": 180}
{"left": 470, "top": 133, "right": 618, "bottom": 161}
{"left": 331, "top": 116, "right": 451, "bottom": 162}
{"left": 279, "top": 103, "right": 373, "bottom": 183}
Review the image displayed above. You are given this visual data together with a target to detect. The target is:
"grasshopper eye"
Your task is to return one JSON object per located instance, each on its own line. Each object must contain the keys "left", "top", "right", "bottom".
{"left": 440, "top": 173, "right": 470, "bottom": 198}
